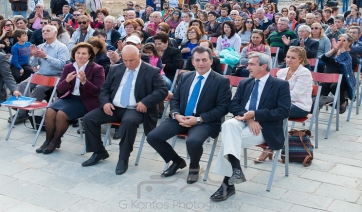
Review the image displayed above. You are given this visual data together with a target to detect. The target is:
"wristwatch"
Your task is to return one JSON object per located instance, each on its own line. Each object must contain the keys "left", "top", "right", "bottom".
{"left": 44, "top": 56, "right": 48, "bottom": 60}
{"left": 197, "top": 117, "right": 201, "bottom": 124}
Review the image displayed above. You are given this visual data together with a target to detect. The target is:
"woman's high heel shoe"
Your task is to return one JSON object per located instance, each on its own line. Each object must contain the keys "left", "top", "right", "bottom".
{"left": 36, "top": 141, "right": 50, "bottom": 153}
{"left": 254, "top": 149, "right": 273, "bottom": 163}
{"left": 42, "top": 139, "right": 61, "bottom": 154}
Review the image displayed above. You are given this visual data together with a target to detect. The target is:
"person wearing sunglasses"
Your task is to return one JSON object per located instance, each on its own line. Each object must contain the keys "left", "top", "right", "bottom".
{"left": 67, "top": 15, "right": 95, "bottom": 51}
{"left": 238, "top": 18, "right": 255, "bottom": 45}
{"left": 65, "top": 10, "right": 81, "bottom": 35}
{"left": 310, "top": 23, "right": 331, "bottom": 72}
{"left": 28, "top": 17, "right": 50, "bottom": 46}
{"left": 162, "top": 7, "right": 176, "bottom": 22}
{"left": 27, "top": 3, "right": 51, "bottom": 31}
{"left": 0, "top": 19, "right": 15, "bottom": 54}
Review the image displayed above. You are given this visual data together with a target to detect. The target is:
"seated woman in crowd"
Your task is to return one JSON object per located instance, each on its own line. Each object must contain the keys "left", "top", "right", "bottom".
{"left": 36, "top": 42, "right": 105, "bottom": 154}
{"left": 51, "top": 18, "right": 70, "bottom": 46}
{"left": 215, "top": 21, "right": 242, "bottom": 57}
{"left": 204, "top": 11, "right": 222, "bottom": 38}
{"left": 255, "top": 47, "right": 313, "bottom": 163}
{"left": 86, "top": 37, "right": 110, "bottom": 77}
{"left": 344, "top": 7, "right": 362, "bottom": 27}
{"left": 181, "top": 26, "right": 203, "bottom": 60}
{"left": 234, "top": 15, "right": 243, "bottom": 34}
{"left": 175, "top": 11, "right": 192, "bottom": 44}
{"left": 181, "top": 19, "right": 208, "bottom": 44}
{"left": 163, "top": 7, "right": 176, "bottom": 23}
{"left": 320, "top": 34, "right": 358, "bottom": 114}
{"left": 145, "top": 22, "right": 178, "bottom": 48}
{"left": 237, "top": 29, "right": 271, "bottom": 77}
{"left": 90, "top": 8, "right": 109, "bottom": 29}
{"left": 183, "top": 40, "right": 222, "bottom": 74}
{"left": 120, "top": 20, "right": 137, "bottom": 42}
{"left": 134, "top": 18, "right": 151, "bottom": 44}
{"left": 281, "top": 7, "right": 289, "bottom": 17}
{"left": 310, "top": 22, "right": 331, "bottom": 73}
{"left": 0, "top": 19, "right": 15, "bottom": 54}
{"left": 238, "top": 17, "right": 255, "bottom": 45}
{"left": 166, "top": 9, "right": 182, "bottom": 38}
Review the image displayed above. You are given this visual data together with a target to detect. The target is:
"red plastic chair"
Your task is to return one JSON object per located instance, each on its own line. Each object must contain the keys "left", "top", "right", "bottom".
{"left": 225, "top": 75, "right": 244, "bottom": 87}
{"left": 5, "top": 74, "right": 60, "bottom": 146}
{"left": 209, "top": 37, "right": 218, "bottom": 45}
{"left": 270, "top": 68, "right": 280, "bottom": 77}
{"left": 307, "top": 58, "right": 319, "bottom": 72}
{"left": 270, "top": 47, "right": 280, "bottom": 68}
{"left": 220, "top": 63, "right": 228, "bottom": 75}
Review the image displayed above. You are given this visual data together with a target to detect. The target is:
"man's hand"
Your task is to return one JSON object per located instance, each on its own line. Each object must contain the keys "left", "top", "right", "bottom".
{"left": 103, "top": 103, "right": 115, "bottom": 116}
{"left": 30, "top": 44, "right": 37, "bottom": 56}
{"left": 19, "top": 69, "right": 24, "bottom": 76}
{"left": 12, "top": 91, "right": 21, "bottom": 98}
{"left": 183, "top": 116, "right": 198, "bottom": 127}
{"left": 247, "top": 119, "right": 262, "bottom": 136}
{"left": 236, "top": 111, "right": 255, "bottom": 121}
{"left": 281, "top": 35, "right": 290, "bottom": 46}
{"left": 300, "top": 38, "right": 305, "bottom": 47}
{"left": 35, "top": 48, "right": 47, "bottom": 58}
{"left": 135, "top": 102, "right": 147, "bottom": 113}
{"left": 175, "top": 114, "right": 190, "bottom": 127}
{"left": 107, "top": 50, "right": 120, "bottom": 64}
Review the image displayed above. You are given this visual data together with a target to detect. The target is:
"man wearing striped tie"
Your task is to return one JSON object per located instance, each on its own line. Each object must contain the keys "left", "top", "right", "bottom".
{"left": 147, "top": 46, "right": 232, "bottom": 184}
{"left": 210, "top": 53, "right": 291, "bottom": 201}
{"left": 81, "top": 45, "right": 168, "bottom": 175}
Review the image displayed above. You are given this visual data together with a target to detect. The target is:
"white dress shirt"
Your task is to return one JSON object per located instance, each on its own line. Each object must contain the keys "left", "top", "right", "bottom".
{"left": 187, "top": 69, "right": 212, "bottom": 114}
{"left": 245, "top": 74, "right": 270, "bottom": 111}
{"left": 112, "top": 62, "right": 141, "bottom": 108}
{"left": 71, "top": 61, "right": 89, "bottom": 96}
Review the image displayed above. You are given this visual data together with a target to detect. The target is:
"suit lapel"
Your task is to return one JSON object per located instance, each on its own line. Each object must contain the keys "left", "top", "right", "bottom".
{"left": 135, "top": 62, "right": 147, "bottom": 98}
{"left": 113, "top": 64, "right": 126, "bottom": 89}
{"left": 243, "top": 79, "right": 254, "bottom": 105}
{"left": 258, "top": 75, "right": 273, "bottom": 107}
{"left": 182, "top": 72, "right": 196, "bottom": 108}
{"left": 198, "top": 71, "right": 214, "bottom": 103}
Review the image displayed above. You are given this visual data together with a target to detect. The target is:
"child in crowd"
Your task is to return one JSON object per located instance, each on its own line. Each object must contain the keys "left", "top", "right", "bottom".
{"left": 0, "top": 37, "right": 11, "bottom": 54}
{"left": 10, "top": 29, "right": 33, "bottom": 83}
{"left": 142, "top": 43, "right": 172, "bottom": 90}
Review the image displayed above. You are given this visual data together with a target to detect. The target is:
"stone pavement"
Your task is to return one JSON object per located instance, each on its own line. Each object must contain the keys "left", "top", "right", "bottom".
{"left": 1, "top": 100, "right": 362, "bottom": 212}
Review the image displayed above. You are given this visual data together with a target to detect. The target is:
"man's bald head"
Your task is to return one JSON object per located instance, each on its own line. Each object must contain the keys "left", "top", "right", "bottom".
{"left": 121, "top": 45, "right": 141, "bottom": 70}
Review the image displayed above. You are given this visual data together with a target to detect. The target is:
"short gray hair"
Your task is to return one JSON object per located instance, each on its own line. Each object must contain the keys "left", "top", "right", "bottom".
{"left": 298, "top": 25, "right": 311, "bottom": 33}
{"left": 104, "top": 15, "right": 116, "bottom": 23}
{"left": 278, "top": 17, "right": 289, "bottom": 23}
{"left": 335, "top": 15, "right": 345, "bottom": 22}
{"left": 256, "top": 8, "right": 265, "bottom": 13}
{"left": 248, "top": 53, "right": 272, "bottom": 71}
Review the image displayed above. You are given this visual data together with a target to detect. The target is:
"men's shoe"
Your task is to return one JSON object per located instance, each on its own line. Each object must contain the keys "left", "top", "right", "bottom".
{"left": 36, "top": 141, "right": 50, "bottom": 153}
{"left": 228, "top": 168, "right": 246, "bottom": 185}
{"left": 161, "top": 158, "right": 187, "bottom": 177}
{"left": 113, "top": 128, "right": 121, "bottom": 139}
{"left": 186, "top": 165, "right": 200, "bottom": 184}
{"left": 115, "top": 159, "right": 129, "bottom": 175}
{"left": 8, "top": 114, "right": 29, "bottom": 124}
{"left": 210, "top": 184, "right": 235, "bottom": 202}
{"left": 81, "top": 151, "right": 109, "bottom": 167}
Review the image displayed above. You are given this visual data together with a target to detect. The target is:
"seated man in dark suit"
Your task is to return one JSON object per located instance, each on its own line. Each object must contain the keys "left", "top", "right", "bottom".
{"left": 281, "top": 25, "right": 319, "bottom": 68}
{"left": 147, "top": 46, "right": 232, "bottom": 184}
{"left": 81, "top": 45, "right": 168, "bottom": 175}
{"left": 29, "top": 17, "right": 50, "bottom": 46}
{"left": 210, "top": 53, "right": 291, "bottom": 201}
{"left": 0, "top": 52, "right": 21, "bottom": 102}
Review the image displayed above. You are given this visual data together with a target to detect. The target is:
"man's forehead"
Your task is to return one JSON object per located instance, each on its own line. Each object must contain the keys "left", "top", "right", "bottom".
{"left": 193, "top": 52, "right": 209, "bottom": 59}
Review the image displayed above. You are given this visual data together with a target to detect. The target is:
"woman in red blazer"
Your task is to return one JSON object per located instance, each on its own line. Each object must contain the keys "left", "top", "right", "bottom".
{"left": 36, "top": 42, "right": 105, "bottom": 154}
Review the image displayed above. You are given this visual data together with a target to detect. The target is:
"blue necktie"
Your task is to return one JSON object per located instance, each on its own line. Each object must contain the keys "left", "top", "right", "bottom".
{"left": 249, "top": 80, "right": 260, "bottom": 111}
{"left": 185, "top": 76, "right": 204, "bottom": 116}
{"left": 120, "top": 71, "right": 134, "bottom": 107}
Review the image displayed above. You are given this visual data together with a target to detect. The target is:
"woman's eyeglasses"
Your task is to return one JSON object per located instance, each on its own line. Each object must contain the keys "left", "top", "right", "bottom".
{"left": 77, "top": 21, "right": 88, "bottom": 25}
{"left": 5, "top": 24, "right": 14, "bottom": 27}
{"left": 311, "top": 27, "right": 319, "bottom": 30}
{"left": 188, "top": 31, "right": 196, "bottom": 34}
{"left": 246, "top": 21, "right": 253, "bottom": 24}
{"left": 282, "top": 10, "right": 288, "bottom": 12}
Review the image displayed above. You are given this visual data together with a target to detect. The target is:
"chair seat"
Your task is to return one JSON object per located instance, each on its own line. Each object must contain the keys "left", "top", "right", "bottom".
{"left": 108, "top": 122, "right": 121, "bottom": 126}
{"left": 177, "top": 133, "right": 188, "bottom": 138}
{"left": 8, "top": 101, "right": 48, "bottom": 111}
{"left": 288, "top": 117, "right": 308, "bottom": 123}
{"left": 256, "top": 143, "right": 268, "bottom": 149}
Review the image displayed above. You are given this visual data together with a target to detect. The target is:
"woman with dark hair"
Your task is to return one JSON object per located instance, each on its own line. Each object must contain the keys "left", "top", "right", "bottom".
{"left": 0, "top": 19, "right": 15, "bottom": 54}
{"left": 238, "top": 17, "right": 255, "bottom": 45}
{"left": 216, "top": 21, "right": 242, "bottom": 56}
{"left": 91, "top": 8, "right": 109, "bottom": 29}
{"left": 180, "top": 26, "right": 202, "bottom": 60}
{"left": 289, "top": 5, "right": 297, "bottom": 11}
{"left": 163, "top": 6, "right": 175, "bottom": 22}
{"left": 181, "top": 19, "right": 207, "bottom": 44}
{"left": 36, "top": 42, "right": 105, "bottom": 154}
{"left": 166, "top": 9, "right": 182, "bottom": 38}
{"left": 280, "top": 7, "right": 289, "bottom": 17}
{"left": 50, "top": 18, "right": 70, "bottom": 46}
{"left": 204, "top": 11, "right": 222, "bottom": 38}
{"left": 134, "top": 18, "right": 151, "bottom": 43}
{"left": 295, "top": 9, "right": 306, "bottom": 24}
{"left": 86, "top": 37, "right": 110, "bottom": 76}
{"left": 197, "top": 10, "right": 208, "bottom": 24}
{"left": 243, "top": 2, "right": 254, "bottom": 14}
{"left": 308, "top": 2, "right": 318, "bottom": 13}
{"left": 145, "top": 22, "right": 178, "bottom": 48}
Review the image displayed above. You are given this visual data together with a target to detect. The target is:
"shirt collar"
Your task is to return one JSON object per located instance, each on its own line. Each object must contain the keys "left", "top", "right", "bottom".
{"left": 43, "top": 39, "right": 58, "bottom": 48}
{"left": 195, "top": 68, "right": 212, "bottom": 80}
{"left": 126, "top": 61, "right": 142, "bottom": 72}
{"left": 257, "top": 73, "right": 270, "bottom": 84}
{"left": 73, "top": 60, "right": 90, "bottom": 71}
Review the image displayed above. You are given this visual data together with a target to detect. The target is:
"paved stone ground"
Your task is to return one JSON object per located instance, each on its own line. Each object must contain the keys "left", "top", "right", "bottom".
{"left": 1, "top": 92, "right": 362, "bottom": 212}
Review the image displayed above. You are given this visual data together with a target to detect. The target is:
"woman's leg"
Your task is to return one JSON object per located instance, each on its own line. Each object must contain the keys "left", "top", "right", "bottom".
{"left": 43, "top": 110, "right": 71, "bottom": 153}
{"left": 44, "top": 108, "right": 57, "bottom": 142}
{"left": 289, "top": 104, "right": 310, "bottom": 118}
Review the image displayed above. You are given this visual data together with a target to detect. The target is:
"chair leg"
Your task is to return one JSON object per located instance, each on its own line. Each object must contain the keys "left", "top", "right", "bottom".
{"left": 32, "top": 111, "right": 46, "bottom": 147}
{"left": 164, "top": 135, "right": 178, "bottom": 171}
{"left": 325, "top": 105, "right": 335, "bottom": 139}
{"left": 203, "top": 136, "right": 218, "bottom": 181}
{"left": 160, "top": 101, "right": 170, "bottom": 122}
{"left": 103, "top": 124, "right": 112, "bottom": 146}
{"left": 78, "top": 118, "right": 83, "bottom": 138}
{"left": 283, "top": 119, "right": 289, "bottom": 176}
{"left": 243, "top": 148, "right": 247, "bottom": 168}
{"left": 81, "top": 143, "right": 86, "bottom": 155}
{"left": 135, "top": 133, "right": 146, "bottom": 165}
{"left": 315, "top": 112, "right": 319, "bottom": 148}
{"left": 266, "top": 150, "right": 280, "bottom": 192}
{"left": 5, "top": 108, "right": 18, "bottom": 141}
{"left": 31, "top": 111, "right": 37, "bottom": 131}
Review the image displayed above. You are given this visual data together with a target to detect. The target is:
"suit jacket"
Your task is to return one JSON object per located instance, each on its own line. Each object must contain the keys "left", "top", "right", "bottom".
{"left": 285, "top": 38, "right": 319, "bottom": 59}
{"left": 29, "top": 28, "right": 44, "bottom": 46}
{"left": 162, "top": 47, "right": 183, "bottom": 81}
{"left": 0, "top": 52, "right": 16, "bottom": 102}
{"left": 99, "top": 61, "right": 168, "bottom": 134}
{"left": 109, "top": 29, "right": 121, "bottom": 48}
{"left": 228, "top": 76, "right": 291, "bottom": 150}
{"left": 170, "top": 71, "right": 231, "bottom": 138}
{"left": 57, "top": 62, "right": 105, "bottom": 112}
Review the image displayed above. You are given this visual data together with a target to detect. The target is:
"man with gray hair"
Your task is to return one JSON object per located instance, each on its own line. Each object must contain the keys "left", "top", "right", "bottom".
{"left": 254, "top": 8, "right": 272, "bottom": 31}
{"left": 210, "top": 52, "right": 291, "bottom": 202}
{"left": 282, "top": 25, "right": 319, "bottom": 59}
{"left": 9, "top": 25, "right": 69, "bottom": 123}
{"left": 325, "top": 15, "right": 346, "bottom": 42}
{"left": 294, "top": 13, "right": 315, "bottom": 33}
{"left": 103, "top": 16, "right": 121, "bottom": 47}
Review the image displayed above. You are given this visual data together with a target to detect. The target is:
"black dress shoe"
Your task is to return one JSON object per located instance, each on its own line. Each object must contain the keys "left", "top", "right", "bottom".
{"left": 82, "top": 151, "right": 109, "bottom": 167}
{"left": 113, "top": 128, "right": 121, "bottom": 139}
{"left": 210, "top": 184, "right": 235, "bottom": 202}
{"left": 161, "top": 159, "right": 187, "bottom": 177}
{"left": 186, "top": 165, "right": 200, "bottom": 184}
{"left": 115, "top": 159, "right": 129, "bottom": 175}
{"left": 42, "top": 140, "right": 62, "bottom": 154}
{"left": 228, "top": 168, "right": 246, "bottom": 185}
{"left": 36, "top": 141, "right": 49, "bottom": 153}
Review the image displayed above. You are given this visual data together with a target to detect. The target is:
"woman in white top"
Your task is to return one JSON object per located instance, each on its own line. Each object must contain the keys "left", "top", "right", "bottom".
{"left": 175, "top": 12, "right": 191, "bottom": 45}
{"left": 215, "top": 20, "right": 242, "bottom": 57}
{"left": 254, "top": 47, "right": 313, "bottom": 163}
{"left": 50, "top": 18, "right": 70, "bottom": 46}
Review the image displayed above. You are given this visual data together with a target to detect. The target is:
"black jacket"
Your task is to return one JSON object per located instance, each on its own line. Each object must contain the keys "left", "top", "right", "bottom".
{"left": 162, "top": 47, "right": 183, "bottom": 81}
{"left": 204, "top": 21, "right": 222, "bottom": 38}
{"left": 50, "top": 0, "right": 69, "bottom": 16}
{"left": 29, "top": 29, "right": 44, "bottom": 46}
{"left": 285, "top": 38, "right": 319, "bottom": 59}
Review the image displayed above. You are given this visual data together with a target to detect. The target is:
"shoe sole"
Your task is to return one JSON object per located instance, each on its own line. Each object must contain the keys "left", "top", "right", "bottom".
{"left": 228, "top": 178, "right": 246, "bottom": 185}
{"left": 210, "top": 190, "right": 236, "bottom": 202}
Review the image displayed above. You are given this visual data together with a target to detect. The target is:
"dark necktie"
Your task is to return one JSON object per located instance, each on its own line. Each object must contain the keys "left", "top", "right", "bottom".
{"left": 185, "top": 76, "right": 204, "bottom": 116}
{"left": 249, "top": 80, "right": 260, "bottom": 111}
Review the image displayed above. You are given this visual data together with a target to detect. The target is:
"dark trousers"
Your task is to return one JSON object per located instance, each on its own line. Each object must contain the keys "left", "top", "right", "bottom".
{"left": 83, "top": 107, "right": 143, "bottom": 160}
{"left": 10, "top": 64, "right": 33, "bottom": 83}
{"left": 147, "top": 118, "right": 211, "bottom": 168}
{"left": 320, "top": 78, "right": 347, "bottom": 106}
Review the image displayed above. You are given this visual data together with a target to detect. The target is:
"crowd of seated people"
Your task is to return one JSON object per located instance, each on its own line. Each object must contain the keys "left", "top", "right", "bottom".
{"left": 1, "top": 0, "right": 362, "bottom": 203}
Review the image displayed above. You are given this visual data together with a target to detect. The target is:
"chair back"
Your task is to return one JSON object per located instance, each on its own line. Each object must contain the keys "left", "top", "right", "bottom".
{"left": 225, "top": 75, "right": 244, "bottom": 87}
{"left": 308, "top": 58, "right": 319, "bottom": 72}
{"left": 310, "top": 72, "right": 341, "bottom": 83}
{"left": 270, "top": 47, "right": 279, "bottom": 68}
{"left": 270, "top": 68, "right": 280, "bottom": 77}
{"left": 180, "top": 59, "right": 185, "bottom": 69}
{"left": 30, "top": 74, "right": 59, "bottom": 87}
{"left": 209, "top": 37, "right": 218, "bottom": 44}
{"left": 220, "top": 63, "right": 228, "bottom": 75}
{"left": 170, "top": 69, "right": 180, "bottom": 93}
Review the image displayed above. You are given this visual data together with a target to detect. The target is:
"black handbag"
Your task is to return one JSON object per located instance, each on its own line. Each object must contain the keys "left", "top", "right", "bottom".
{"left": 25, "top": 115, "right": 46, "bottom": 132}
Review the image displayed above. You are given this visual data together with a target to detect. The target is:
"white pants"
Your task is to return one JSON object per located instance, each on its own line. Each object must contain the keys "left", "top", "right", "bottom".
{"left": 213, "top": 118, "right": 265, "bottom": 177}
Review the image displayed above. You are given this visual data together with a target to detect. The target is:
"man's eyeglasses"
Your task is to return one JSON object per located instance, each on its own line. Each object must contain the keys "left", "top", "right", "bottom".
{"left": 36, "top": 6, "right": 41, "bottom": 8}
{"left": 78, "top": 21, "right": 88, "bottom": 25}
{"left": 40, "top": 22, "right": 48, "bottom": 24}
{"left": 127, "top": 4, "right": 133, "bottom": 6}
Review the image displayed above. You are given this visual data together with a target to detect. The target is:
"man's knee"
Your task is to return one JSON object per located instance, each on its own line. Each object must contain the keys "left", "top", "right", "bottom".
{"left": 186, "top": 138, "right": 205, "bottom": 150}
{"left": 121, "top": 117, "right": 141, "bottom": 128}
{"left": 222, "top": 118, "right": 238, "bottom": 128}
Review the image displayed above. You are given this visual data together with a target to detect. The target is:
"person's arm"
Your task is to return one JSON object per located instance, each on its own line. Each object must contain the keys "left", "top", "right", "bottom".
{"left": 112, "top": 30, "right": 121, "bottom": 48}
{"left": 156, "top": 57, "right": 162, "bottom": 70}
{"left": 139, "top": 67, "right": 168, "bottom": 108}
{"left": 47, "top": 45, "right": 69, "bottom": 70}
{"left": 10, "top": 45, "right": 22, "bottom": 71}
{"left": 81, "top": 65, "right": 106, "bottom": 96}
{"left": 233, "top": 35, "right": 242, "bottom": 54}
{"left": 67, "top": 30, "right": 78, "bottom": 50}
{"left": 0, "top": 54, "right": 17, "bottom": 94}
{"left": 239, "top": 47, "right": 249, "bottom": 65}
{"left": 215, "top": 36, "right": 222, "bottom": 55}
{"left": 27, "top": 12, "right": 36, "bottom": 24}
{"left": 305, "top": 40, "right": 319, "bottom": 58}
{"left": 289, "top": 69, "right": 313, "bottom": 105}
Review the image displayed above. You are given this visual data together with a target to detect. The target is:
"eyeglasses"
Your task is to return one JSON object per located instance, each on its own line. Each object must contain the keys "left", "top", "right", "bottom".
{"left": 253, "top": 29, "right": 263, "bottom": 33}
{"left": 5, "top": 24, "right": 14, "bottom": 27}
{"left": 36, "top": 6, "right": 41, "bottom": 8}
{"left": 188, "top": 31, "right": 196, "bottom": 34}
{"left": 127, "top": 4, "right": 133, "bottom": 6}
{"left": 73, "top": 14, "right": 80, "bottom": 16}
{"left": 40, "top": 22, "right": 48, "bottom": 24}
{"left": 78, "top": 21, "right": 88, "bottom": 25}
{"left": 157, "top": 27, "right": 166, "bottom": 32}
{"left": 282, "top": 10, "right": 288, "bottom": 12}
{"left": 168, "top": 9, "right": 174, "bottom": 12}
{"left": 311, "top": 27, "right": 320, "bottom": 30}
{"left": 246, "top": 21, "right": 253, "bottom": 24}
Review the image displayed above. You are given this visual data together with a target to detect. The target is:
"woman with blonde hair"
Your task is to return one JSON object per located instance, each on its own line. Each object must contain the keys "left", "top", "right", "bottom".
{"left": 310, "top": 22, "right": 331, "bottom": 73}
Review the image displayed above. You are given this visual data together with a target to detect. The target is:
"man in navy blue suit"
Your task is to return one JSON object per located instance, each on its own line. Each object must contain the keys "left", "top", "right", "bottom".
{"left": 210, "top": 53, "right": 291, "bottom": 201}
{"left": 147, "top": 46, "right": 231, "bottom": 184}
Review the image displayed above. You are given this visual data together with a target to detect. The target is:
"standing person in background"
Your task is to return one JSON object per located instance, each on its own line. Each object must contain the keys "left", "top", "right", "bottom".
{"left": 10, "top": 0, "right": 28, "bottom": 18}
{"left": 87, "top": 0, "right": 103, "bottom": 20}
{"left": 27, "top": 3, "right": 51, "bottom": 31}
{"left": 69, "top": 0, "right": 86, "bottom": 11}
{"left": 28, "top": 0, "right": 44, "bottom": 13}
{"left": 50, "top": 0, "right": 69, "bottom": 17}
